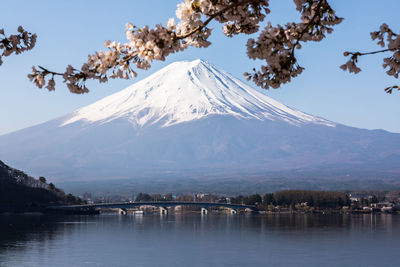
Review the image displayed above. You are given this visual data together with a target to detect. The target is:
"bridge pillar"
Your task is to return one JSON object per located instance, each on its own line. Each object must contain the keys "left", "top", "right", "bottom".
{"left": 160, "top": 207, "right": 168, "bottom": 215}
{"left": 118, "top": 208, "right": 127, "bottom": 215}
{"left": 201, "top": 208, "right": 208, "bottom": 215}
{"left": 229, "top": 208, "right": 237, "bottom": 214}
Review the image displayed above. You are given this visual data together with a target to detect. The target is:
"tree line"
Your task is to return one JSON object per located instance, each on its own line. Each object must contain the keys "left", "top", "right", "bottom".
{"left": 231, "top": 190, "right": 350, "bottom": 208}
{"left": 132, "top": 190, "right": 350, "bottom": 209}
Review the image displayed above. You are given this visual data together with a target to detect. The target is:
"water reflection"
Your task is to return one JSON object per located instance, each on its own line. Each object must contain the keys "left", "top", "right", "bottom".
{"left": 0, "top": 215, "right": 62, "bottom": 249}
{"left": 0, "top": 213, "right": 398, "bottom": 267}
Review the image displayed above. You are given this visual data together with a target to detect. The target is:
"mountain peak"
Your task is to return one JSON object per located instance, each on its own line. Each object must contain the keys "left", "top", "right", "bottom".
{"left": 61, "top": 59, "right": 335, "bottom": 128}
{"left": 159, "top": 58, "right": 209, "bottom": 72}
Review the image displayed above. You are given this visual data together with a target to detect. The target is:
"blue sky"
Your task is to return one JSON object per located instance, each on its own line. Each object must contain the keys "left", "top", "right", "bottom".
{"left": 0, "top": 0, "right": 399, "bottom": 135}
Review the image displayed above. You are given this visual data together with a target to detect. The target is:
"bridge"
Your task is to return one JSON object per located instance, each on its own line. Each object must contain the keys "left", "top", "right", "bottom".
{"left": 50, "top": 201, "right": 258, "bottom": 215}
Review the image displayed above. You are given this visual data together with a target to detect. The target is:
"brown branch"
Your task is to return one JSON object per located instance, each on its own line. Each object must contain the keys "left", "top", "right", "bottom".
{"left": 349, "top": 48, "right": 395, "bottom": 57}
{"left": 290, "top": 0, "right": 325, "bottom": 60}
{"left": 38, "top": 66, "right": 64, "bottom": 76}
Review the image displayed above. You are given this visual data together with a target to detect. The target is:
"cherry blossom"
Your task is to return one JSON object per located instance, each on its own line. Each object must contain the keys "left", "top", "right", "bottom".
{"left": 245, "top": 0, "right": 342, "bottom": 89}
{"left": 0, "top": 26, "right": 36, "bottom": 66}
{"left": 341, "top": 23, "right": 400, "bottom": 93}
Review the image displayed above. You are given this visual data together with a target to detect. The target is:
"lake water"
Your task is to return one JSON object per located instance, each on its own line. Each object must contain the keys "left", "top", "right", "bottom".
{"left": 0, "top": 213, "right": 399, "bottom": 266}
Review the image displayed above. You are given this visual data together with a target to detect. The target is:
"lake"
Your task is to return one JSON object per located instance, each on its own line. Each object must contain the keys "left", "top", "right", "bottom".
{"left": 0, "top": 213, "right": 399, "bottom": 266}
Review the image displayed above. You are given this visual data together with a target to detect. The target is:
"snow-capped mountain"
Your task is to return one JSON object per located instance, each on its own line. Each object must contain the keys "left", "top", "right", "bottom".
{"left": 61, "top": 59, "right": 334, "bottom": 128}
{"left": 0, "top": 59, "right": 399, "bottom": 186}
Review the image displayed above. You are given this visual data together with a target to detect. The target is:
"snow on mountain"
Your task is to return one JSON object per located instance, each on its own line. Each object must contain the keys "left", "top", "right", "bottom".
{"left": 0, "top": 59, "right": 399, "bottom": 186}
{"left": 61, "top": 59, "right": 335, "bottom": 128}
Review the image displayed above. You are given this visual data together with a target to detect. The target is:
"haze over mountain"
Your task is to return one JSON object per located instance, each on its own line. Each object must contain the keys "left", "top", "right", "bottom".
{"left": 0, "top": 59, "right": 399, "bottom": 191}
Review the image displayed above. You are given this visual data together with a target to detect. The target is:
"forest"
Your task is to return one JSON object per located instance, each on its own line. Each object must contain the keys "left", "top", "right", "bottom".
{"left": 0, "top": 160, "right": 83, "bottom": 213}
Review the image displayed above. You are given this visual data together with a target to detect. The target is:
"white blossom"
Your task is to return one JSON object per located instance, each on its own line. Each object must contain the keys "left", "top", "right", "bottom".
{"left": 0, "top": 26, "right": 36, "bottom": 66}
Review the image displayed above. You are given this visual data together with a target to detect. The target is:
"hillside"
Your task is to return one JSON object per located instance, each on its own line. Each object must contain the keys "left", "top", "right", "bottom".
{"left": 0, "top": 160, "right": 83, "bottom": 213}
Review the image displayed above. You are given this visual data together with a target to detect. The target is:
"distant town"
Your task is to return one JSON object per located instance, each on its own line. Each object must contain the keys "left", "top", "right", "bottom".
{"left": 2, "top": 160, "right": 400, "bottom": 215}
{"left": 77, "top": 190, "right": 400, "bottom": 215}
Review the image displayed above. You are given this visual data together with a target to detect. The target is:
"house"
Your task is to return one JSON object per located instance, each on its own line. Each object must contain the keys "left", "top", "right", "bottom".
{"left": 370, "top": 202, "right": 394, "bottom": 212}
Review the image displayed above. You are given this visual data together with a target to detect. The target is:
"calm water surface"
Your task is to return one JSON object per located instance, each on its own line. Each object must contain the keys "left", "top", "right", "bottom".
{"left": 0, "top": 213, "right": 399, "bottom": 266}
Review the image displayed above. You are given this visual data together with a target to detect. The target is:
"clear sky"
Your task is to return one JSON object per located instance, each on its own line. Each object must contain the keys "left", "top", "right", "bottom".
{"left": 0, "top": 0, "right": 399, "bottom": 135}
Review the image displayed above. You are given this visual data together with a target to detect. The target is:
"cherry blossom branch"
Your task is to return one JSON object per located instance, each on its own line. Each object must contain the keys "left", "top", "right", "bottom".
{"left": 30, "top": 0, "right": 256, "bottom": 92}
{"left": 0, "top": 26, "right": 37, "bottom": 66}
{"left": 29, "top": 0, "right": 271, "bottom": 93}
{"left": 341, "top": 23, "right": 400, "bottom": 94}
{"left": 29, "top": 0, "right": 343, "bottom": 94}
{"left": 177, "top": 0, "right": 254, "bottom": 39}
{"left": 346, "top": 49, "right": 394, "bottom": 57}
{"left": 290, "top": 0, "right": 324, "bottom": 58}
{"left": 245, "top": 0, "right": 343, "bottom": 89}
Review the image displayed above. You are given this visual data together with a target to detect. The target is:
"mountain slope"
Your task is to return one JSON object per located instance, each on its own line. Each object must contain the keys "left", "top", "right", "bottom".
{"left": 61, "top": 59, "right": 335, "bottom": 128}
{"left": 0, "top": 59, "right": 399, "bottom": 186}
